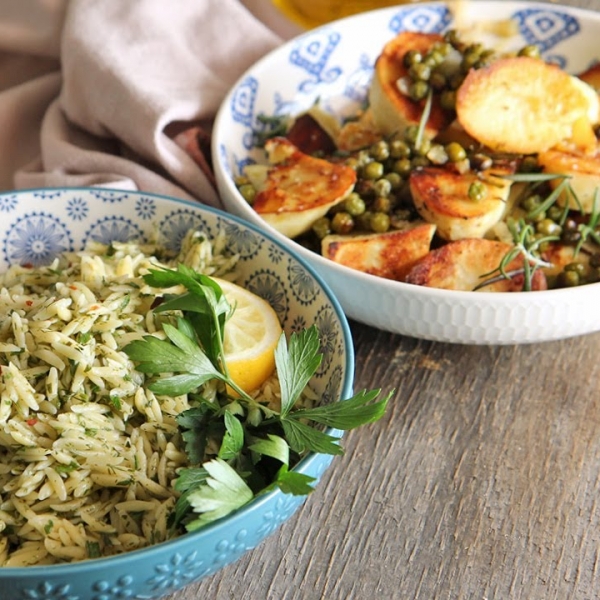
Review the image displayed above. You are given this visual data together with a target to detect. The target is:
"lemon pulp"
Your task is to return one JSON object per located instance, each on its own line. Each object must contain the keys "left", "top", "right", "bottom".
{"left": 215, "top": 278, "right": 283, "bottom": 394}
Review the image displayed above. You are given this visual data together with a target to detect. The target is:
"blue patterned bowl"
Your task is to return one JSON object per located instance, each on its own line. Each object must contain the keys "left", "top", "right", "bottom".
{"left": 213, "top": 1, "right": 600, "bottom": 345}
{"left": 0, "top": 188, "right": 353, "bottom": 599}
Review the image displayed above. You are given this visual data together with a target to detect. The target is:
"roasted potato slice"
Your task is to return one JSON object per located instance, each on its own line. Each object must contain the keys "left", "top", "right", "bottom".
{"left": 456, "top": 56, "right": 599, "bottom": 154}
{"left": 246, "top": 137, "right": 356, "bottom": 239}
{"left": 322, "top": 222, "right": 436, "bottom": 281}
{"left": 404, "top": 238, "right": 548, "bottom": 291}
{"left": 409, "top": 166, "right": 514, "bottom": 240}
{"left": 537, "top": 147, "right": 600, "bottom": 214}
{"left": 336, "top": 109, "right": 381, "bottom": 152}
{"left": 368, "top": 31, "right": 454, "bottom": 139}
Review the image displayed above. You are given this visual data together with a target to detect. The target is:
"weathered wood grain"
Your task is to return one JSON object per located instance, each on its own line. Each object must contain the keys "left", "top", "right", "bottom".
{"left": 168, "top": 1, "right": 600, "bottom": 598}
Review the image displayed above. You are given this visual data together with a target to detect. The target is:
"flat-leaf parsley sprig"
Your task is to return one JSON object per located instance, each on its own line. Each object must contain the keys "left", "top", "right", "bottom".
{"left": 123, "top": 265, "right": 391, "bottom": 531}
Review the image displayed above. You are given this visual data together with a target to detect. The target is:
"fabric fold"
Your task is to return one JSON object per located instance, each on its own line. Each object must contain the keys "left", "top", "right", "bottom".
{"left": 0, "top": 0, "right": 287, "bottom": 206}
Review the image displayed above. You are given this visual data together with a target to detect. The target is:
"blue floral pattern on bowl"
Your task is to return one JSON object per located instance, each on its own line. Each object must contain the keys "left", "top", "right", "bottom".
{"left": 0, "top": 187, "right": 354, "bottom": 600}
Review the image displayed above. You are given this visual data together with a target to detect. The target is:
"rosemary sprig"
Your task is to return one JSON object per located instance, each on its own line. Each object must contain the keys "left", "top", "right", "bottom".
{"left": 575, "top": 188, "right": 600, "bottom": 255}
{"left": 475, "top": 218, "right": 558, "bottom": 292}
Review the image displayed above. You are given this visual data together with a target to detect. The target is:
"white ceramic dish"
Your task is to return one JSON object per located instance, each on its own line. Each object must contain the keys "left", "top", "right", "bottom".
{"left": 213, "top": 1, "right": 600, "bottom": 345}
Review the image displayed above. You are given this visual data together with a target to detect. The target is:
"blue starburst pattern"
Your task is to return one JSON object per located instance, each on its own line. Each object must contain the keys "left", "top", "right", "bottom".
{"left": 66, "top": 196, "right": 89, "bottom": 221}
{"left": 219, "top": 219, "right": 262, "bottom": 259}
{"left": 158, "top": 209, "right": 210, "bottom": 253}
{"left": 266, "top": 243, "right": 285, "bottom": 265}
{"left": 0, "top": 194, "right": 18, "bottom": 212}
{"left": 290, "top": 30, "right": 342, "bottom": 93}
{"left": 22, "top": 581, "right": 78, "bottom": 600}
{"left": 245, "top": 269, "right": 288, "bottom": 325}
{"left": 288, "top": 262, "right": 319, "bottom": 306}
{"left": 389, "top": 5, "right": 452, "bottom": 34}
{"left": 514, "top": 8, "right": 580, "bottom": 55}
{"left": 314, "top": 305, "right": 339, "bottom": 377}
{"left": 83, "top": 216, "right": 143, "bottom": 247}
{"left": 256, "top": 494, "right": 304, "bottom": 538}
{"left": 4, "top": 212, "right": 73, "bottom": 267}
{"left": 145, "top": 551, "right": 207, "bottom": 595}
{"left": 290, "top": 314, "right": 309, "bottom": 333}
{"left": 135, "top": 196, "right": 156, "bottom": 220}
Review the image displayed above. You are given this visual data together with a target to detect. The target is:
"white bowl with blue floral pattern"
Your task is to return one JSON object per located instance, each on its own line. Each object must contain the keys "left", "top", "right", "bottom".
{"left": 213, "top": 1, "right": 600, "bottom": 345}
{"left": 0, "top": 187, "right": 353, "bottom": 599}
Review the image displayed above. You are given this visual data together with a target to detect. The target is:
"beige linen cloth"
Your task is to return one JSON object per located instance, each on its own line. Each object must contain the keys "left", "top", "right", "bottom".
{"left": 0, "top": 0, "right": 298, "bottom": 207}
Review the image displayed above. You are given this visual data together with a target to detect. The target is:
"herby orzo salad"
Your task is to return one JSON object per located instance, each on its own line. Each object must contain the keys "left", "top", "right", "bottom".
{"left": 0, "top": 229, "right": 388, "bottom": 566}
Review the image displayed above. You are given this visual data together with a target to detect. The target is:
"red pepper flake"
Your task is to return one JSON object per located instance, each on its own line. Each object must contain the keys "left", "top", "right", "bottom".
{"left": 26, "top": 418, "right": 38, "bottom": 426}
{"left": 69, "top": 285, "right": 78, "bottom": 290}
{"left": 26, "top": 300, "right": 33, "bottom": 306}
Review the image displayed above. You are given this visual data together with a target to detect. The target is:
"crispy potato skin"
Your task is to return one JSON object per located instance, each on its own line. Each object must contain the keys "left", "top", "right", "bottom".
{"left": 252, "top": 137, "right": 356, "bottom": 238}
{"left": 404, "top": 238, "right": 548, "bottom": 291}
{"left": 409, "top": 166, "right": 514, "bottom": 240}
{"left": 322, "top": 223, "right": 436, "bottom": 281}
{"left": 537, "top": 147, "right": 600, "bottom": 213}
{"left": 456, "top": 56, "right": 598, "bottom": 154}
{"left": 368, "top": 31, "right": 454, "bottom": 139}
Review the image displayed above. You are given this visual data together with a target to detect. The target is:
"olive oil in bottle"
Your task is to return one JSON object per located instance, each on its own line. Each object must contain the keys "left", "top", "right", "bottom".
{"left": 272, "top": 0, "right": 426, "bottom": 29}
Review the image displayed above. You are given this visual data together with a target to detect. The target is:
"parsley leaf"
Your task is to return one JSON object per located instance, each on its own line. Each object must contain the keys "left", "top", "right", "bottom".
{"left": 248, "top": 434, "right": 290, "bottom": 465}
{"left": 218, "top": 411, "right": 244, "bottom": 460}
{"left": 185, "top": 459, "right": 253, "bottom": 530}
{"left": 276, "top": 326, "right": 322, "bottom": 417}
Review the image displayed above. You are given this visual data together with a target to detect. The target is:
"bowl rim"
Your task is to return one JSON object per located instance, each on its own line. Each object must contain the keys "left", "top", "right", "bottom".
{"left": 212, "top": 0, "right": 600, "bottom": 304}
{"left": 0, "top": 186, "right": 355, "bottom": 573}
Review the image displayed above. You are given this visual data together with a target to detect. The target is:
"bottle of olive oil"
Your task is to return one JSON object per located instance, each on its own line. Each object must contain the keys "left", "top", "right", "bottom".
{"left": 272, "top": 0, "right": 425, "bottom": 29}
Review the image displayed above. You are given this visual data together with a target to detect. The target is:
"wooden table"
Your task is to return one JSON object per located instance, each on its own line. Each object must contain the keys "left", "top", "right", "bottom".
{"left": 173, "top": 1, "right": 600, "bottom": 598}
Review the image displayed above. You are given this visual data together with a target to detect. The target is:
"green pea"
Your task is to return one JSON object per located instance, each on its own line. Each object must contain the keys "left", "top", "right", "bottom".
{"left": 370, "top": 140, "right": 390, "bottom": 161}
{"left": 362, "top": 161, "right": 385, "bottom": 180}
{"left": 343, "top": 193, "right": 366, "bottom": 216}
{"left": 373, "top": 196, "right": 392, "bottom": 213}
{"left": 384, "top": 172, "right": 403, "bottom": 190}
{"left": 393, "top": 158, "right": 412, "bottom": 177}
{"left": 468, "top": 181, "right": 487, "bottom": 202}
{"left": 519, "top": 45, "right": 541, "bottom": 59}
{"left": 536, "top": 219, "right": 562, "bottom": 237}
{"left": 409, "top": 63, "right": 431, "bottom": 81}
{"left": 403, "top": 50, "right": 422, "bottom": 68}
{"left": 389, "top": 139, "right": 411, "bottom": 159}
{"left": 440, "top": 89, "right": 457, "bottom": 111}
{"left": 312, "top": 217, "right": 331, "bottom": 240}
{"left": 446, "top": 142, "right": 467, "bottom": 162}
{"left": 409, "top": 80, "right": 430, "bottom": 101}
{"left": 558, "top": 269, "right": 580, "bottom": 287}
{"left": 239, "top": 184, "right": 257, "bottom": 204}
{"left": 519, "top": 156, "right": 540, "bottom": 173}
{"left": 370, "top": 212, "right": 391, "bottom": 233}
{"left": 331, "top": 211, "right": 355, "bottom": 234}
{"left": 373, "top": 178, "right": 393, "bottom": 198}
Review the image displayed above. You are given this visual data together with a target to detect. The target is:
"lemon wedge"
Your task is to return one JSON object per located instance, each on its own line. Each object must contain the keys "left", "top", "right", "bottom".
{"left": 215, "top": 278, "right": 283, "bottom": 394}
